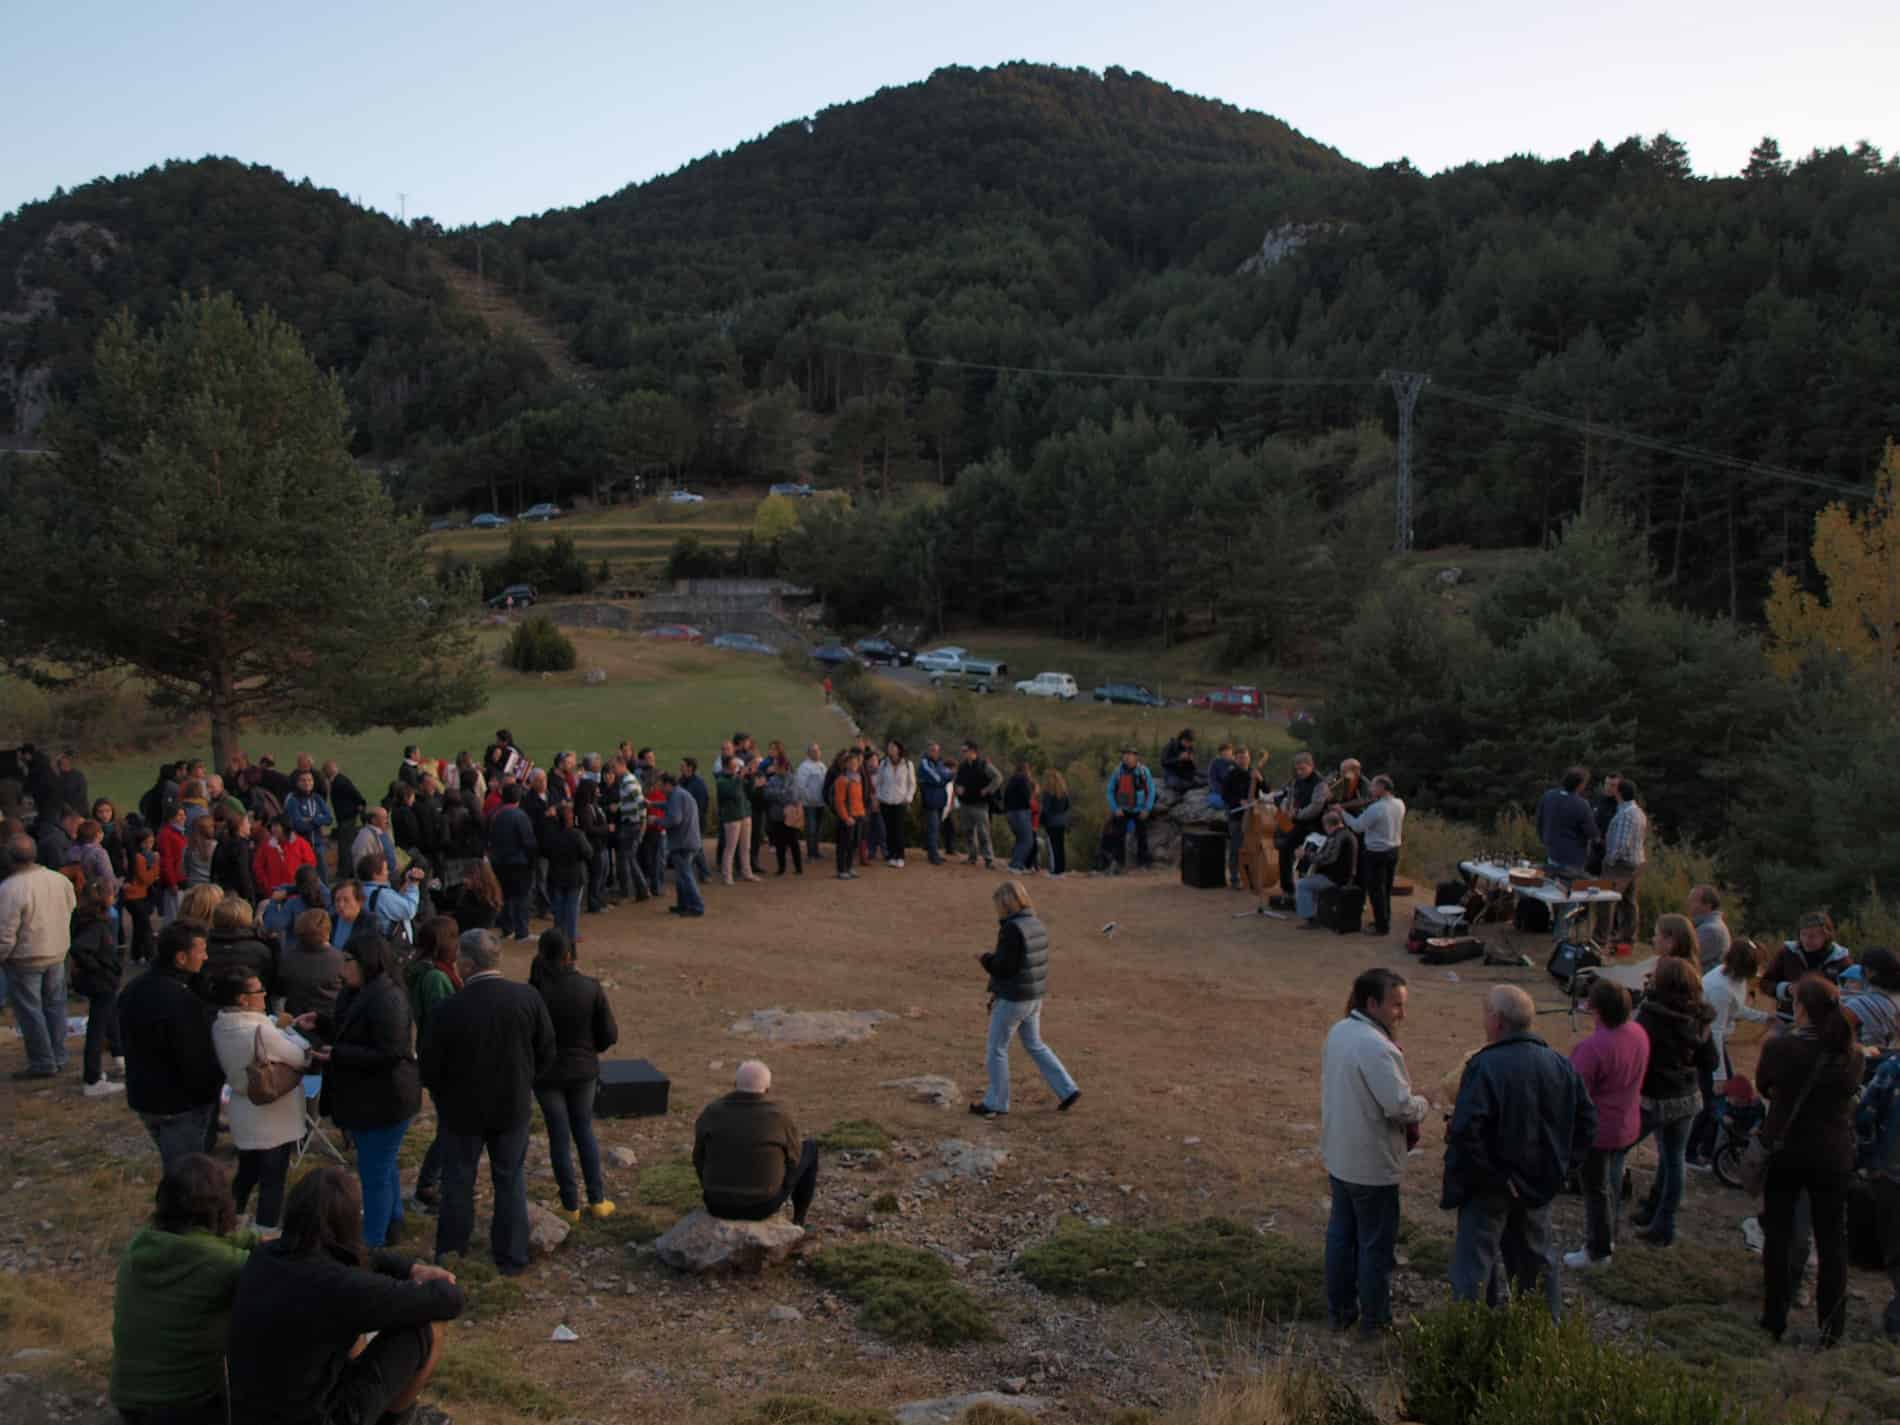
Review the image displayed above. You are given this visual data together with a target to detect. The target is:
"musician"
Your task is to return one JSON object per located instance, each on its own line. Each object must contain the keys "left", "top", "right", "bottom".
{"left": 1160, "top": 729, "right": 1199, "bottom": 793}
{"left": 1206, "top": 742, "right": 1236, "bottom": 810}
{"left": 1221, "top": 748, "right": 1262, "bottom": 890}
{"left": 1272, "top": 752, "right": 1330, "bottom": 899}
{"left": 1333, "top": 759, "right": 1375, "bottom": 816}
{"left": 1297, "top": 809, "right": 1360, "bottom": 927}
{"left": 1343, "top": 776, "right": 1405, "bottom": 936}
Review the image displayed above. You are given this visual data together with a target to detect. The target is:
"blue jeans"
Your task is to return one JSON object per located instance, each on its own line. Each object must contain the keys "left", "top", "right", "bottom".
{"left": 5, "top": 960, "right": 68, "bottom": 1073}
{"left": 1582, "top": 1144, "right": 1629, "bottom": 1260}
{"left": 1296, "top": 872, "right": 1339, "bottom": 920}
{"left": 140, "top": 1103, "right": 218, "bottom": 1173}
{"left": 668, "top": 849, "right": 704, "bottom": 914}
{"left": 550, "top": 885, "right": 582, "bottom": 944}
{"left": 350, "top": 1118, "right": 411, "bottom": 1247}
{"left": 1451, "top": 1192, "right": 1560, "bottom": 1318}
{"left": 436, "top": 1119, "right": 532, "bottom": 1272}
{"left": 497, "top": 862, "right": 532, "bottom": 940}
{"left": 1632, "top": 1108, "right": 1694, "bottom": 1242}
{"left": 861, "top": 808, "right": 884, "bottom": 860}
{"left": 536, "top": 1079, "right": 604, "bottom": 1210}
{"left": 1006, "top": 810, "right": 1034, "bottom": 870}
{"left": 1325, "top": 1176, "right": 1401, "bottom": 1330}
{"left": 921, "top": 803, "right": 945, "bottom": 861}
{"left": 981, "top": 997, "right": 1078, "bottom": 1112}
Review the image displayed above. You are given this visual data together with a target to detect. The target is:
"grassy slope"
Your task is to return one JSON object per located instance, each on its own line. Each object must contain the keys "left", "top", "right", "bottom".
{"left": 421, "top": 498, "right": 761, "bottom": 579}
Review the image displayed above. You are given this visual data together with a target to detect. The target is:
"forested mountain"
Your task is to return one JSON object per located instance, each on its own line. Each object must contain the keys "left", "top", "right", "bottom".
{"left": 0, "top": 158, "right": 561, "bottom": 456}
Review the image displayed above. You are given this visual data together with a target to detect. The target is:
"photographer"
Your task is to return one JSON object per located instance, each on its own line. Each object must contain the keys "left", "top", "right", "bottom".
{"left": 356, "top": 851, "right": 426, "bottom": 943}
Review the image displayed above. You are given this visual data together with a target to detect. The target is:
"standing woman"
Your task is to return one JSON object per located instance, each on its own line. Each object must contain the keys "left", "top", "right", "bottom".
{"left": 122, "top": 824, "right": 161, "bottom": 963}
{"left": 574, "top": 780, "right": 613, "bottom": 915}
{"left": 876, "top": 739, "right": 917, "bottom": 869}
{"left": 210, "top": 968, "right": 309, "bottom": 1233}
{"left": 1629, "top": 956, "right": 1718, "bottom": 1246}
{"left": 211, "top": 810, "right": 257, "bottom": 904}
{"left": 1690, "top": 938, "right": 1772, "bottom": 1166}
{"left": 1653, "top": 913, "right": 1700, "bottom": 967}
{"left": 184, "top": 814, "right": 218, "bottom": 887}
{"left": 831, "top": 751, "right": 865, "bottom": 880}
{"left": 1757, "top": 975, "right": 1864, "bottom": 1345}
{"left": 859, "top": 751, "right": 887, "bottom": 864}
{"left": 1003, "top": 760, "right": 1037, "bottom": 873}
{"left": 531, "top": 929, "right": 620, "bottom": 1223}
{"left": 540, "top": 803, "right": 592, "bottom": 945}
{"left": 69, "top": 878, "right": 127, "bottom": 1095}
{"left": 300, "top": 935, "right": 420, "bottom": 1249}
{"left": 762, "top": 760, "right": 805, "bottom": 876}
{"left": 1040, "top": 770, "right": 1072, "bottom": 878}
{"left": 970, "top": 879, "right": 1081, "bottom": 1119}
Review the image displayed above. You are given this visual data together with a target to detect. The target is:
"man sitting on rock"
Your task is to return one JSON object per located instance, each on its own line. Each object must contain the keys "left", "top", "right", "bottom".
{"left": 693, "top": 1060, "right": 818, "bottom": 1227}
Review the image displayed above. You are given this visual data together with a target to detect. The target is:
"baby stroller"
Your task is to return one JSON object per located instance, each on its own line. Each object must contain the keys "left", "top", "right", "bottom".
{"left": 1710, "top": 1074, "right": 1766, "bottom": 1190}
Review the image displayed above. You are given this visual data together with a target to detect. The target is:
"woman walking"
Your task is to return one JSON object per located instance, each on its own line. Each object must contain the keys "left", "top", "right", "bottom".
{"left": 876, "top": 740, "right": 917, "bottom": 868}
{"left": 532, "top": 929, "right": 620, "bottom": 1224}
{"left": 210, "top": 968, "right": 310, "bottom": 1233}
{"left": 1629, "top": 956, "right": 1718, "bottom": 1246}
{"left": 299, "top": 936, "right": 420, "bottom": 1249}
{"left": 1757, "top": 975, "right": 1864, "bottom": 1345}
{"left": 1040, "top": 770, "right": 1072, "bottom": 878}
{"left": 970, "top": 879, "right": 1081, "bottom": 1119}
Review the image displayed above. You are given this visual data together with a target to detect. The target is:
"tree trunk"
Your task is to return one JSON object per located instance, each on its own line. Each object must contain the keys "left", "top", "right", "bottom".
{"left": 208, "top": 668, "right": 240, "bottom": 781}
{"left": 1726, "top": 484, "right": 1739, "bottom": 621}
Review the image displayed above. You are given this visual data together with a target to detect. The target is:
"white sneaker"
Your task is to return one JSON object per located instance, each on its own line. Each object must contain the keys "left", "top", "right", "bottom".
{"left": 1562, "top": 1248, "right": 1608, "bottom": 1270}
{"left": 890, "top": 859, "right": 905, "bottom": 868}
{"left": 83, "top": 1079, "right": 125, "bottom": 1098}
{"left": 112, "top": 1056, "right": 127, "bottom": 1075}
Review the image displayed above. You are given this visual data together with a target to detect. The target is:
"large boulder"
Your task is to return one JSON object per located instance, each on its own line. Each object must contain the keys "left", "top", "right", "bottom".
{"left": 653, "top": 1208, "right": 807, "bottom": 1274}
{"left": 881, "top": 1074, "right": 959, "bottom": 1106}
{"left": 728, "top": 1008, "right": 893, "bottom": 1046}
{"left": 524, "top": 1201, "right": 571, "bottom": 1257}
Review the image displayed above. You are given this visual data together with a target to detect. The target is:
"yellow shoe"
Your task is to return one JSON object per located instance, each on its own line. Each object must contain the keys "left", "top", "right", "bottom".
{"left": 589, "top": 1200, "right": 616, "bottom": 1220}
{"left": 552, "top": 1205, "right": 582, "bottom": 1226}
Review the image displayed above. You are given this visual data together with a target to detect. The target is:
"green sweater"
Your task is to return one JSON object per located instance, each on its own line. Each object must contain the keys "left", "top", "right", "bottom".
{"left": 406, "top": 960, "right": 457, "bottom": 1039}
{"left": 110, "top": 1225, "right": 252, "bottom": 1409}
{"left": 714, "top": 772, "right": 747, "bottom": 825}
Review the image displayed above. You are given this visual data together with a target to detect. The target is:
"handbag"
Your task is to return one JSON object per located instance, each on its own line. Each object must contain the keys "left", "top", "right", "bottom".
{"left": 1739, "top": 1049, "right": 1833, "bottom": 1197}
{"left": 782, "top": 801, "right": 805, "bottom": 831}
{"left": 245, "top": 1024, "right": 303, "bottom": 1106}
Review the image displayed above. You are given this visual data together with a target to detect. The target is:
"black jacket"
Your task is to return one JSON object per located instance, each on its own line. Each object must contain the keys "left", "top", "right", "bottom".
{"left": 227, "top": 1241, "right": 463, "bottom": 1425}
{"left": 1635, "top": 996, "right": 1719, "bottom": 1101}
{"left": 277, "top": 942, "right": 346, "bottom": 1019}
{"left": 954, "top": 758, "right": 1001, "bottom": 810}
{"left": 1002, "top": 774, "right": 1033, "bottom": 814}
{"left": 120, "top": 963, "right": 223, "bottom": 1115}
{"left": 982, "top": 912, "right": 1050, "bottom": 1002}
{"left": 328, "top": 773, "right": 367, "bottom": 825}
{"left": 531, "top": 962, "right": 619, "bottom": 1086}
{"left": 488, "top": 806, "right": 536, "bottom": 867}
{"left": 210, "top": 835, "right": 256, "bottom": 903}
{"left": 67, "top": 913, "right": 123, "bottom": 996}
{"left": 1442, "top": 1031, "right": 1597, "bottom": 1210}
{"left": 1221, "top": 765, "right": 1258, "bottom": 810}
{"left": 320, "top": 976, "right": 421, "bottom": 1129}
{"left": 1312, "top": 827, "right": 1359, "bottom": 884}
{"left": 421, "top": 973, "right": 556, "bottom": 1134}
{"left": 206, "top": 929, "right": 277, "bottom": 999}
{"left": 540, "top": 824, "right": 592, "bottom": 889}
{"left": 390, "top": 803, "right": 422, "bottom": 851}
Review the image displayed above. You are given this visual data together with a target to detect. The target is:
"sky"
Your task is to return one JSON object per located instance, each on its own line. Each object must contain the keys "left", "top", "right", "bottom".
{"left": 7, "top": 0, "right": 1896, "bottom": 227}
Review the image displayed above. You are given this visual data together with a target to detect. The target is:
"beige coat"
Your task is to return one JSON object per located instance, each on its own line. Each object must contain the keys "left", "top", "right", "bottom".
{"left": 0, "top": 864, "right": 76, "bottom": 969}
{"left": 212, "top": 1011, "right": 310, "bottom": 1151}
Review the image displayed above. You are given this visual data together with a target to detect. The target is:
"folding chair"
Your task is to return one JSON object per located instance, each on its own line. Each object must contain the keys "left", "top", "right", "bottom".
{"left": 293, "top": 1073, "right": 347, "bottom": 1167}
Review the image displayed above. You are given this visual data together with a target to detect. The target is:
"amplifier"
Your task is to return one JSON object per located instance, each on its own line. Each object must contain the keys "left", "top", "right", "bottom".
{"left": 597, "top": 1058, "right": 671, "bottom": 1118}
{"left": 1179, "top": 830, "right": 1226, "bottom": 890}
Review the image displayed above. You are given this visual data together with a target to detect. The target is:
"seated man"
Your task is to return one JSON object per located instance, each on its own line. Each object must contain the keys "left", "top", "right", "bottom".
{"left": 1296, "top": 808, "right": 1360, "bottom": 927}
{"left": 1159, "top": 728, "right": 1199, "bottom": 791}
{"left": 693, "top": 1060, "right": 818, "bottom": 1226}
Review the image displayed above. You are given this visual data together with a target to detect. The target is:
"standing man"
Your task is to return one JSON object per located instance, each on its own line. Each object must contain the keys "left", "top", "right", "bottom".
{"left": 285, "top": 770, "right": 335, "bottom": 884}
{"left": 1271, "top": 751, "right": 1329, "bottom": 900}
{"left": 487, "top": 785, "right": 537, "bottom": 942}
{"left": 0, "top": 832, "right": 77, "bottom": 1079}
{"left": 1586, "top": 772, "right": 1622, "bottom": 875}
{"left": 917, "top": 742, "right": 956, "bottom": 866}
{"left": 1598, "top": 778, "right": 1648, "bottom": 944}
{"left": 1321, "top": 969, "right": 1430, "bottom": 1336}
{"left": 1534, "top": 766, "right": 1596, "bottom": 877}
{"left": 661, "top": 773, "right": 705, "bottom": 917}
{"left": 119, "top": 919, "right": 223, "bottom": 1167}
{"left": 679, "top": 758, "right": 713, "bottom": 886}
{"left": 422, "top": 929, "right": 556, "bottom": 1276}
{"left": 1102, "top": 746, "right": 1155, "bottom": 872}
{"left": 54, "top": 751, "right": 89, "bottom": 823}
{"left": 1688, "top": 885, "right": 1730, "bottom": 970}
{"left": 323, "top": 759, "right": 367, "bottom": 861}
{"left": 1442, "top": 985, "right": 1596, "bottom": 1318}
{"left": 794, "top": 744, "right": 829, "bottom": 864}
{"left": 612, "top": 757, "right": 651, "bottom": 902}
{"left": 1343, "top": 775, "right": 1406, "bottom": 937}
{"left": 954, "top": 742, "right": 1002, "bottom": 870}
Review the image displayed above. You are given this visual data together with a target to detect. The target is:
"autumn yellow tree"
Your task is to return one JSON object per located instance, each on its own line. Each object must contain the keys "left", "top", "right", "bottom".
{"left": 752, "top": 494, "right": 802, "bottom": 544}
{"left": 1765, "top": 440, "right": 1900, "bottom": 695}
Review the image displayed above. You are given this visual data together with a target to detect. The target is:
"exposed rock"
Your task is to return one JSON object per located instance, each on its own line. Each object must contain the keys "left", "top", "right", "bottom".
{"left": 894, "top": 1392, "right": 1045, "bottom": 1424}
{"left": 728, "top": 1008, "right": 893, "bottom": 1046}
{"left": 653, "top": 1208, "right": 806, "bottom": 1273}
{"left": 935, "top": 1139, "right": 1009, "bottom": 1180}
{"left": 1436, "top": 566, "right": 1464, "bottom": 587}
{"left": 525, "top": 1202, "right": 571, "bottom": 1257}
{"left": 607, "top": 1146, "right": 639, "bottom": 1169}
{"left": 881, "top": 1074, "right": 959, "bottom": 1106}
{"left": 583, "top": 669, "right": 608, "bottom": 686}
{"left": 766, "top": 1304, "right": 804, "bottom": 1323}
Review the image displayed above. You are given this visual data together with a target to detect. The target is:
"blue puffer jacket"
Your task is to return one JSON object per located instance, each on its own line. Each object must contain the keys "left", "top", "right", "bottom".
{"left": 1441, "top": 1032, "right": 1596, "bottom": 1210}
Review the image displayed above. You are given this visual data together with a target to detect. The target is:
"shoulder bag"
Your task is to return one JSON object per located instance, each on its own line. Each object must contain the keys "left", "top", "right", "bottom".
{"left": 1739, "top": 1048, "right": 1833, "bottom": 1197}
{"left": 245, "top": 1024, "right": 304, "bottom": 1106}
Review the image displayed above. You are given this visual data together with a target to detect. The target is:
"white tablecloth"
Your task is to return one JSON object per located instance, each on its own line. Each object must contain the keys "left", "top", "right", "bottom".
{"left": 1459, "top": 860, "right": 1621, "bottom": 907}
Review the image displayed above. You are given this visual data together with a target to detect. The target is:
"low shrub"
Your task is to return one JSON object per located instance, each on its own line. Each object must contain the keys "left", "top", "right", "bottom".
{"left": 1155, "top": 1365, "right": 1377, "bottom": 1425}
{"left": 870, "top": 1191, "right": 900, "bottom": 1214}
{"left": 817, "top": 1119, "right": 892, "bottom": 1151}
{"left": 581, "top": 1208, "right": 667, "bottom": 1246}
{"left": 809, "top": 1242, "right": 951, "bottom": 1293}
{"left": 730, "top": 1398, "right": 894, "bottom": 1425}
{"left": 634, "top": 1159, "right": 703, "bottom": 1212}
{"left": 503, "top": 615, "right": 576, "bottom": 672}
{"left": 808, "top": 1242, "right": 993, "bottom": 1346}
{"left": 435, "top": 1253, "right": 525, "bottom": 1320}
{"left": 1016, "top": 1218, "right": 1323, "bottom": 1320}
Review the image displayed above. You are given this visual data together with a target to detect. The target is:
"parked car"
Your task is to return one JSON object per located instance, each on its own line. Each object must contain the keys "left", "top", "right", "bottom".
{"left": 426, "top": 518, "right": 458, "bottom": 533}
{"left": 768, "top": 482, "right": 816, "bottom": 498}
{"left": 930, "top": 657, "right": 1010, "bottom": 694}
{"left": 1093, "top": 681, "right": 1168, "bottom": 708}
{"left": 646, "top": 624, "right": 705, "bottom": 643}
{"left": 810, "top": 642, "right": 861, "bottom": 668}
{"left": 711, "top": 632, "right": 777, "bottom": 655}
{"left": 1187, "top": 685, "right": 1268, "bottom": 718}
{"left": 666, "top": 490, "right": 706, "bottom": 504}
{"left": 1014, "top": 671, "right": 1079, "bottom": 701}
{"left": 486, "top": 583, "right": 537, "bottom": 610}
{"left": 911, "top": 646, "right": 969, "bottom": 674}
{"left": 854, "top": 637, "right": 913, "bottom": 666}
{"left": 520, "top": 502, "right": 561, "bottom": 522}
{"left": 468, "top": 513, "right": 510, "bottom": 529}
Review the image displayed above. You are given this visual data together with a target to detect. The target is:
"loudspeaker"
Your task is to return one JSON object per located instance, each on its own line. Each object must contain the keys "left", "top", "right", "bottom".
{"left": 1318, "top": 885, "right": 1366, "bottom": 933}
{"left": 597, "top": 1058, "right": 671, "bottom": 1118}
{"left": 1179, "top": 831, "right": 1226, "bottom": 890}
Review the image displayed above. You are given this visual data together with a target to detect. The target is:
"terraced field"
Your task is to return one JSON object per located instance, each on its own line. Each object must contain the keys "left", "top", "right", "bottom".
{"left": 423, "top": 498, "right": 761, "bottom": 577}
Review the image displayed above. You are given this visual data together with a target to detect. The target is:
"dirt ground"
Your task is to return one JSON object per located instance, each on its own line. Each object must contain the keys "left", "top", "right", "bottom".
{"left": 0, "top": 849, "right": 1857, "bottom": 1425}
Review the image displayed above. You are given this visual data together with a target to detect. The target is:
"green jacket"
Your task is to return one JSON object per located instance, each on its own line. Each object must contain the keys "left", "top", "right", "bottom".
{"left": 406, "top": 959, "right": 457, "bottom": 1039}
{"left": 713, "top": 772, "right": 747, "bottom": 825}
{"left": 109, "top": 1225, "right": 252, "bottom": 1409}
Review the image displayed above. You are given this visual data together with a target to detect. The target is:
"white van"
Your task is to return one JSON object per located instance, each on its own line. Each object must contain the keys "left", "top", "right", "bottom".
{"left": 1014, "top": 671, "right": 1079, "bottom": 701}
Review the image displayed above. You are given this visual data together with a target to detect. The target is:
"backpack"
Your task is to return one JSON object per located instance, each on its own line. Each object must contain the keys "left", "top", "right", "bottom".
{"left": 366, "top": 885, "right": 415, "bottom": 947}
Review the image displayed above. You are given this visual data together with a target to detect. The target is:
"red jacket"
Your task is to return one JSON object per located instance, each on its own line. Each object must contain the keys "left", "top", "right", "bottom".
{"left": 157, "top": 823, "right": 188, "bottom": 889}
{"left": 252, "top": 834, "right": 317, "bottom": 892}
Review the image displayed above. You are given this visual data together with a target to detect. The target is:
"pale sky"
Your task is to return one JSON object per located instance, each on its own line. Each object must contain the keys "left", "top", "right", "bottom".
{"left": 6, "top": 0, "right": 1895, "bottom": 227}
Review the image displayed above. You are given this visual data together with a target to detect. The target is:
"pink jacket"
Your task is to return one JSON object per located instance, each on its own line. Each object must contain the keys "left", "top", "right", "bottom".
{"left": 1571, "top": 1020, "right": 1651, "bottom": 1150}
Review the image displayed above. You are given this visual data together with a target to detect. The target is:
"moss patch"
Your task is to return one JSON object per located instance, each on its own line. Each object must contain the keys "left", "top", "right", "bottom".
{"left": 580, "top": 1207, "right": 669, "bottom": 1246}
{"left": 730, "top": 1397, "right": 897, "bottom": 1425}
{"left": 635, "top": 1158, "right": 704, "bottom": 1212}
{"left": 1588, "top": 1238, "right": 1749, "bottom": 1310}
{"left": 437, "top": 1253, "right": 526, "bottom": 1321}
{"left": 807, "top": 1242, "right": 993, "bottom": 1346}
{"left": 1016, "top": 1218, "right": 1324, "bottom": 1321}
{"left": 810, "top": 1242, "right": 953, "bottom": 1291}
{"left": 432, "top": 1339, "right": 569, "bottom": 1419}
{"left": 817, "top": 1119, "right": 893, "bottom": 1151}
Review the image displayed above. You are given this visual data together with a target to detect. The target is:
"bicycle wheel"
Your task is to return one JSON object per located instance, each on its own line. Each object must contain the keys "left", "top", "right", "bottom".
{"left": 1713, "top": 1138, "right": 1745, "bottom": 1190}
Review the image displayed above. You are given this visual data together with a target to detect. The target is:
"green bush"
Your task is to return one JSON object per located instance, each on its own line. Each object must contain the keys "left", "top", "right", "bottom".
{"left": 481, "top": 529, "right": 598, "bottom": 598}
{"left": 1016, "top": 1218, "right": 1323, "bottom": 1320}
{"left": 816, "top": 1119, "right": 891, "bottom": 1151}
{"left": 502, "top": 615, "right": 577, "bottom": 672}
{"left": 809, "top": 1242, "right": 951, "bottom": 1293}
{"left": 808, "top": 1242, "right": 992, "bottom": 1346}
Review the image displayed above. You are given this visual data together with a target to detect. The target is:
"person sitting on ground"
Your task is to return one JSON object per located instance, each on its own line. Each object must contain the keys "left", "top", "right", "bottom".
{"left": 108, "top": 1153, "right": 252, "bottom": 1425}
{"left": 1762, "top": 911, "right": 1854, "bottom": 1029}
{"left": 120, "top": 919, "right": 223, "bottom": 1170}
{"left": 1295, "top": 808, "right": 1360, "bottom": 927}
{"left": 531, "top": 928, "right": 619, "bottom": 1224}
{"left": 209, "top": 968, "right": 309, "bottom": 1234}
{"left": 226, "top": 1166, "right": 463, "bottom": 1425}
{"left": 695, "top": 1060, "right": 819, "bottom": 1226}
{"left": 277, "top": 908, "right": 346, "bottom": 1019}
